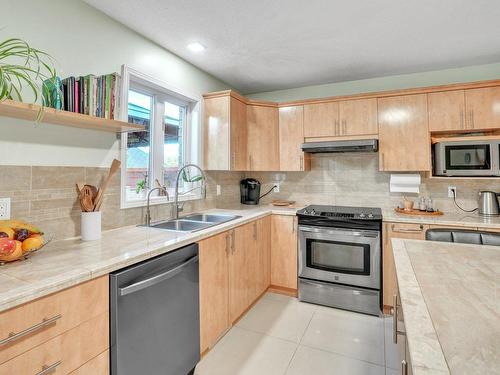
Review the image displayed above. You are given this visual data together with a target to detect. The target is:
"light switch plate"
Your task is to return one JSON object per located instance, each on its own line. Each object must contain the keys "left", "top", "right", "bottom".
{"left": 216, "top": 185, "right": 221, "bottom": 196}
{"left": 0, "top": 198, "right": 11, "bottom": 220}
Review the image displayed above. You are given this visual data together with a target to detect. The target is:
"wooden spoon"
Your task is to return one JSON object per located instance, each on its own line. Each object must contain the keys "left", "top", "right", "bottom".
{"left": 80, "top": 185, "right": 94, "bottom": 212}
{"left": 93, "top": 159, "right": 121, "bottom": 211}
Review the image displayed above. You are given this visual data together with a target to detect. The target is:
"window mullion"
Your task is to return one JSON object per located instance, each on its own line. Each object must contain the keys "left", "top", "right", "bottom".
{"left": 152, "top": 99, "right": 165, "bottom": 192}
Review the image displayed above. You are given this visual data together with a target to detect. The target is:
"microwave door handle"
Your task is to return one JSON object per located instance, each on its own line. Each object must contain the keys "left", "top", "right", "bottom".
{"left": 118, "top": 255, "right": 199, "bottom": 297}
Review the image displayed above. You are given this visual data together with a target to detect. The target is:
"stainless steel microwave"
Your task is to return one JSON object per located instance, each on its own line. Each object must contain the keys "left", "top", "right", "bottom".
{"left": 433, "top": 140, "right": 500, "bottom": 177}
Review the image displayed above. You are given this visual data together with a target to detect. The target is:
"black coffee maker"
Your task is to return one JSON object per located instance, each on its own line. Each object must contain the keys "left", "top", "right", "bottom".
{"left": 240, "top": 178, "right": 261, "bottom": 205}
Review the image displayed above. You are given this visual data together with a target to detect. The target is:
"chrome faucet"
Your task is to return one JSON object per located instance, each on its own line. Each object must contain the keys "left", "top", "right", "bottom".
{"left": 173, "top": 164, "right": 207, "bottom": 219}
{"left": 145, "top": 187, "right": 170, "bottom": 226}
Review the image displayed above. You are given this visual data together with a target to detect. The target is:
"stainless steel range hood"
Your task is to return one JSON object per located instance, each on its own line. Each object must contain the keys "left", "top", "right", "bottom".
{"left": 301, "top": 139, "right": 378, "bottom": 153}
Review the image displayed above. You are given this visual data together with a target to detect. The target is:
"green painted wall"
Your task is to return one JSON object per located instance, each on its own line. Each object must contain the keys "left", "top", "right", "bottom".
{"left": 246, "top": 62, "right": 500, "bottom": 102}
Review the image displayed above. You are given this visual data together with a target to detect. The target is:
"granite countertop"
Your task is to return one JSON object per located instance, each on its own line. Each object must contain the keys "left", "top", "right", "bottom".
{"left": 383, "top": 209, "right": 500, "bottom": 229}
{"left": 0, "top": 205, "right": 298, "bottom": 313}
{"left": 392, "top": 238, "right": 499, "bottom": 375}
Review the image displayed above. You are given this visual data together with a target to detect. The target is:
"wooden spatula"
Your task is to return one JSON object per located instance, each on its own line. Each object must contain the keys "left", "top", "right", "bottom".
{"left": 93, "top": 159, "right": 121, "bottom": 211}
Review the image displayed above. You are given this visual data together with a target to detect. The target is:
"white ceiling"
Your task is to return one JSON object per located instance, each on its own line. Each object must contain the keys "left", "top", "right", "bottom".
{"left": 84, "top": 0, "right": 500, "bottom": 94}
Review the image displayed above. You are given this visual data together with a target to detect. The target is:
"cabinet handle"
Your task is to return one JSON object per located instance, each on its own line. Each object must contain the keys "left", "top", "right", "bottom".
{"left": 35, "top": 360, "right": 62, "bottom": 375}
{"left": 231, "top": 152, "right": 235, "bottom": 169}
{"left": 471, "top": 109, "right": 474, "bottom": 128}
{"left": 292, "top": 217, "right": 295, "bottom": 234}
{"left": 459, "top": 108, "right": 464, "bottom": 129}
{"left": 225, "top": 233, "right": 231, "bottom": 255}
{"left": 300, "top": 156, "right": 304, "bottom": 171}
{"left": 0, "top": 314, "right": 62, "bottom": 346}
{"left": 334, "top": 119, "right": 339, "bottom": 135}
{"left": 253, "top": 222, "right": 257, "bottom": 240}
{"left": 392, "top": 294, "right": 406, "bottom": 344}
{"left": 468, "top": 110, "right": 474, "bottom": 129}
{"left": 231, "top": 230, "right": 235, "bottom": 253}
{"left": 249, "top": 155, "right": 253, "bottom": 170}
{"left": 401, "top": 360, "right": 408, "bottom": 375}
{"left": 342, "top": 119, "right": 347, "bottom": 135}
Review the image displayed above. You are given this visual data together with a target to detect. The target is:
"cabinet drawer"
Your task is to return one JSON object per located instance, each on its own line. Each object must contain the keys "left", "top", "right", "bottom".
{"left": 0, "top": 276, "right": 108, "bottom": 364}
{"left": 69, "top": 350, "right": 109, "bottom": 375}
{"left": 389, "top": 222, "right": 427, "bottom": 235}
{"left": 0, "top": 312, "right": 108, "bottom": 375}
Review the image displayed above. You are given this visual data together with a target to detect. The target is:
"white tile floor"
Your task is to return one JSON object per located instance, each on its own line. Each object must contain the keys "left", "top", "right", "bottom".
{"left": 195, "top": 293, "right": 402, "bottom": 375}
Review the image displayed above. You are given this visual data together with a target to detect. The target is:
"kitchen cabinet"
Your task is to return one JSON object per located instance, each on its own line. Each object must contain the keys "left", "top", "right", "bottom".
{"left": 271, "top": 215, "right": 298, "bottom": 290}
{"left": 383, "top": 222, "right": 429, "bottom": 308}
{"left": 378, "top": 94, "right": 431, "bottom": 171}
{"left": 199, "top": 231, "right": 231, "bottom": 353}
{"left": 428, "top": 90, "right": 466, "bottom": 132}
{"left": 203, "top": 94, "right": 247, "bottom": 170}
{"left": 0, "top": 276, "right": 108, "bottom": 366}
{"left": 247, "top": 104, "right": 280, "bottom": 171}
{"left": 303, "top": 101, "right": 339, "bottom": 138}
{"left": 256, "top": 216, "right": 271, "bottom": 297}
{"left": 279, "top": 106, "right": 310, "bottom": 171}
{"left": 465, "top": 86, "right": 500, "bottom": 130}
{"left": 70, "top": 350, "right": 109, "bottom": 375}
{"left": 338, "top": 98, "right": 378, "bottom": 136}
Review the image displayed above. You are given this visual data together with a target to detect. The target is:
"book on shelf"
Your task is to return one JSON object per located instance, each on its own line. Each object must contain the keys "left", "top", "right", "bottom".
{"left": 55, "top": 73, "right": 121, "bottom": 120}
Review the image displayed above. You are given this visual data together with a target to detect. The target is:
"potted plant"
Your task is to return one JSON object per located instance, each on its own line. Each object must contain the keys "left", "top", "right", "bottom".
{"left": 0, "top": 38, "right": 60, "bottom": 108}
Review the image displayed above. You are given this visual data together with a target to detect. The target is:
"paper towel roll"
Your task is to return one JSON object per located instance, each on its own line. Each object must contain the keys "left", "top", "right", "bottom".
{"left": 390, "top": 174, "right": 421, "bottom": 193}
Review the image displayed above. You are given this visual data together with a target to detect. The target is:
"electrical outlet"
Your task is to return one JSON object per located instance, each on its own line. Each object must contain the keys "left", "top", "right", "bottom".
{"left": 448, "top": 186, "right": 456, "bottom": 198}
{"left": 216, "top": 185, "right": 221, "bottom": 196}
{"left": 273, "top": 184, "right": 280, "bottom": 193}
{"left": 0, "top": 198, "right": 11, "bottom": 220}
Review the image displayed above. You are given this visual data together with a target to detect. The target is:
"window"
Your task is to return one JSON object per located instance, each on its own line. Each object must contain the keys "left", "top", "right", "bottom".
{"left": 120, "top": 66, "right": 201, "bottom": 208}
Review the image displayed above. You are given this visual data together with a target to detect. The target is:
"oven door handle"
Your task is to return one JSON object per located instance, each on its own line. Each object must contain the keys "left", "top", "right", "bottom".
{"left": 299, "top": 225, "right": 380, "bottom": 238}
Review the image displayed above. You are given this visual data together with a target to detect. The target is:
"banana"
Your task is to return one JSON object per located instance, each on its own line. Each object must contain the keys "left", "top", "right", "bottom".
{"left": 0, "top": 220, "right": 43, "bottom": 234}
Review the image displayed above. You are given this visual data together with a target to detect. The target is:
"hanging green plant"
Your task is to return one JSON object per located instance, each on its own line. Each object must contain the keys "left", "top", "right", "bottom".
{"left": 0, "top": 38, "right": 59, "bottom": 107}
{"left": 181, "top": 168, "right": 203, "bottom": 183}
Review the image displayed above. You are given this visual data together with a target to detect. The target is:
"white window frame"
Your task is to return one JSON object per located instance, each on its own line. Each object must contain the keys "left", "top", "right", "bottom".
{"left": 119, "top": 65, "right": 202, "bottom": 209}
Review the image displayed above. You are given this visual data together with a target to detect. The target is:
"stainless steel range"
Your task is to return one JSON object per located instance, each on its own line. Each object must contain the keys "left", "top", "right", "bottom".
{"left": 297, "top": 205, "right": 382, "bottom": 316}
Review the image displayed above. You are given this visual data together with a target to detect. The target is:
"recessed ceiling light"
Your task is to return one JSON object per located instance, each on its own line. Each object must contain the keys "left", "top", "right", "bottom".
{"left": 187, "top": 42, "right": 206, "bottom": 53}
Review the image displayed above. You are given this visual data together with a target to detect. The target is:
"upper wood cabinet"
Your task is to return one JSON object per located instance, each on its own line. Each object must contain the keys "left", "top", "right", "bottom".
{"left": 428, "top": 90, "right": 466, "bottom": 132}
{"left": 279, "top": 106, "right": 310, "bottom": 171}
{"left": 378, "top": 94, "right": 431, "bottom": 171}
{"left": 465, "top": 86, "right": 500, "bottom": 130}
{"left": 203, "top": 94, "right": 247, "bottom": 171}
{"left": 339, "top": 98, "right": 378, "bottom": 136}
{"left": 303, "top": 102, "right": 339, "bottom": 137}
{"left": 247, "top": 104, "right": 280, "bottom": 171}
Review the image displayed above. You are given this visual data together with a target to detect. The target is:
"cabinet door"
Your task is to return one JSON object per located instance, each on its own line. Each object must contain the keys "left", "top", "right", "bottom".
{"left": 428, "top": 90, "right": 466, "bottom": 132}
{"left": 378, "top": 94, "right": 431, "bottom": 171}
{"left": 465, "top": 86, "right": 500, "bottom": 130}
{"left": 271, "top": 215, "right": 298, "bottom": 290}
{"left": 247, "top": 105, "right": 280, "bottom": 171}
{"left": 339, "top": 98, "right": 378, "bottom": 136}
{"left": 303, "top": 101, "right": 339, "bottom": 137}
{"left": 229, "top": 224, "right": 253, "bottom": 322}
{"left": 199, "top": 232, "right": 230, "bottom": 352}
{"left": 279, "top": 106, "right": 310, "bottom": 171}
{"left": 257, "top": 216, "right": 271, "bottom": 296}
{"left": 229, "top": 97, "right": 248, "bottom": 170}
{"left": 203, "top": 96, "right": 230, "bottom": 170}
{"left": 383, "top": 223, "right": 428, "bottom": 308}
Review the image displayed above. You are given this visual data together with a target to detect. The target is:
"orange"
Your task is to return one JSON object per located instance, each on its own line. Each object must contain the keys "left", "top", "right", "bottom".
{"left": 22, "top": 237, "right": 43, "bottom": 253}
{"left": 0, "top": 241, "right": 22, "bottom": 262}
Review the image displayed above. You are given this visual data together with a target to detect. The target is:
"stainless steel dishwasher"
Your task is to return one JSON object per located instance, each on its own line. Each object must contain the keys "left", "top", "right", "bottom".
{"left": 110, "top": 243, "right": 200, "bottom": 375}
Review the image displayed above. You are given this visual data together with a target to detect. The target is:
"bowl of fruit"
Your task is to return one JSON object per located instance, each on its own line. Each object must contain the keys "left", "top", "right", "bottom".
{"left": 0, "top": 220, "right": 50, "bottom": 264}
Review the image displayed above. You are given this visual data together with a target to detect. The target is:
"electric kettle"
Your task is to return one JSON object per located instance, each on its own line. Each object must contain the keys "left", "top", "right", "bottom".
{"left": 478, "top": 191, "right": 500, "bottom": 216}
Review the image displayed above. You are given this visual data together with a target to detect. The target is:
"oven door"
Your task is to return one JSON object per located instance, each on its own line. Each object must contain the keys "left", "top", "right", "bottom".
{"left": 298, "top": 225, "right": 381, "bottom": 289}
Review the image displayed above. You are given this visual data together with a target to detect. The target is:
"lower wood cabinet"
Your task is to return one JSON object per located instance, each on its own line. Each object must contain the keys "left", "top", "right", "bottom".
{"left": 383, "top": 222, "right": 429, "bottom": 308}
{"left": 199, "top": 216, "right": 272, "bottom": 353}
{"left": 70, "top": 349, "right": 109, "bottom": 375}
{"left": 271, "top": 215, "right": 298, "bottom": 290}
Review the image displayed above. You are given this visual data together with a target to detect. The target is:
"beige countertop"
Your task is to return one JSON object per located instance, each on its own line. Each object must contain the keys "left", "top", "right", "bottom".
{"left": 0, "top": 205, "right": 298, "bottom": 313}
{"left": 383, "top": 209, "right": 500, "bottom": 229}
{"left": 392, "top": 238, "right": 499, "bottom": 375}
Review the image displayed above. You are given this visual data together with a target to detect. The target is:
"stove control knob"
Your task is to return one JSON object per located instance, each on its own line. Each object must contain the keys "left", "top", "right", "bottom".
{"left": 303, "top": 209, "right": 309, "bottom": 214}
{"left": 310, "top": 209, "right": 316, "bottom": 215}
{"left": 359, "top": 213, "right": 366, "bottom": 218}
{"left": 368, "top": 213, "right": 374, "bottom": 218}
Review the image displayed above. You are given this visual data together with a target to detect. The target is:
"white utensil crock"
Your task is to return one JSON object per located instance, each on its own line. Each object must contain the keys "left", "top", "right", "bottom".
{"left": 81, "top": 211, "right": 101, "bottom": 241}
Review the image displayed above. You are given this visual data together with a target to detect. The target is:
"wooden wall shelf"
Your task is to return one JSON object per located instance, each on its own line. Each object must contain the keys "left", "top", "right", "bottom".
{"left": 0, "top": 99, "right": 143, "bottom": 133}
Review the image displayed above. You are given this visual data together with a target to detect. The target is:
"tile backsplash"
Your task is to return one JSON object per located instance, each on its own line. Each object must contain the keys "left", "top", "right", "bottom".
{"left": 0, "top": 165, "right": 241, "bottom": 240}
{"left": 2, "top": 153, "right": 498, "bottom": 239}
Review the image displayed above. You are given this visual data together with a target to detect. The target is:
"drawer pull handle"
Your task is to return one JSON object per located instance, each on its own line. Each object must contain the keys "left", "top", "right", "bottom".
{"left": 0, "top": 314, "right": 62, "bottom": 346}
{"left": 36, "top": 360, "right": 62, "bottom": 375}
{"left": 392, "top": 295, "right": 406, "bottom": 344}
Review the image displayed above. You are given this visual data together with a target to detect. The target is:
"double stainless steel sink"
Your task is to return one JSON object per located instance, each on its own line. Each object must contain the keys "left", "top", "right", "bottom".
{"left": 147, "top": 213, "right": 241, "bottom": 233}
